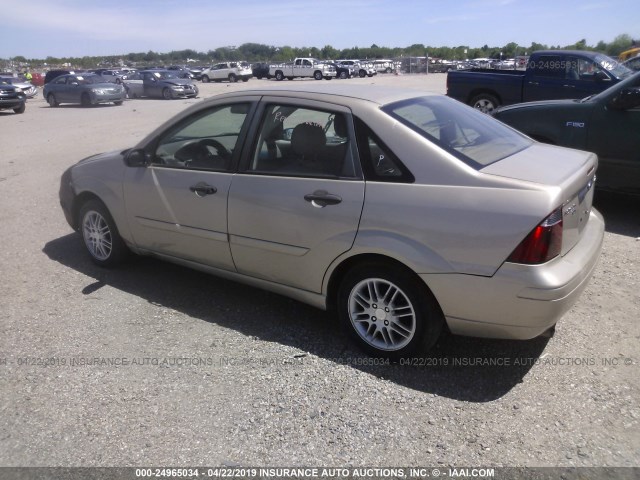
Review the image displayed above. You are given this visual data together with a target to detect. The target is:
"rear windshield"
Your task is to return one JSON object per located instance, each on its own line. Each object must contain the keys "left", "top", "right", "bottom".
{"left": 382, "top": 96, "right": 532, "bottom": 169}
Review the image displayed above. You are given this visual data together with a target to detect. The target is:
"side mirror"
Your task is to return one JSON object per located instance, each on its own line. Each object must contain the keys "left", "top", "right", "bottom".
{"left": 608, "top": 87, "right": 640, "bottom": 111}
{"left": 594, "top": 70, "right": 610, "bottom": 82}
{"left": 124, "top": 148, "right": 151, "bottom": 167}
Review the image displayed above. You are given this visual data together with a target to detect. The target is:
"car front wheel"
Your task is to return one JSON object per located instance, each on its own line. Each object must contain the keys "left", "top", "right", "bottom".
{"left": 47, "top": 94, "right": 58, "bottom": 107}
{"left": 13, "top": 103, "right": 25, "bottom": 114}
{"left": 162, "top": 88, "right": 173, "bottom": 100}
{"left": 79, "top": 200, "right": 128, "bottom": 267}
{"left": 337, "top": 263, "right": 443, "bottom": 358}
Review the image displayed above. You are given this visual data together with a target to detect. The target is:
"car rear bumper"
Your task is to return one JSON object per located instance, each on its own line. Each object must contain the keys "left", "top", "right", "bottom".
{"left": 421, "top": 208, "right": 605, "bottom": 340}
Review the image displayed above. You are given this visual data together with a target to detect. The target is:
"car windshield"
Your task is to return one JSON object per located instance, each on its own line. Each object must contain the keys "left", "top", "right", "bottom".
{"left": 153, "top": 71, "right": 179, "bottom": 80}
{"left": 596, "top": 54, "right": 633, "bottom": 79}
{"left": 74, "top": 75, "right": 104, "bottom": 85}
{"left": 383, "top": 96, "right": 532, "bottom": 169}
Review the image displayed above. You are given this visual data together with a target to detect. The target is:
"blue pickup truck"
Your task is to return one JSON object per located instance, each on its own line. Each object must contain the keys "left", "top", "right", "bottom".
{"left": 447, "top": 50, "right": 634, "bottom": 113}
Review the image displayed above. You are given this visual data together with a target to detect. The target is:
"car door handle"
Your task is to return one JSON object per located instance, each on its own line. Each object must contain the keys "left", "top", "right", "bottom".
{"left": 527, "top": 81, "right": 539, "bottom": 86}
{"left": 304, "top": 190, "right": 342, "bottom": 208}
{"left": 189, "top": 182, "right": 217, "bottom": 197}
{"left": 562, "top": 84, "right": 576, "bottom": 88}
{"left": 304, "top": 191, "right": 342, "bottom": 208}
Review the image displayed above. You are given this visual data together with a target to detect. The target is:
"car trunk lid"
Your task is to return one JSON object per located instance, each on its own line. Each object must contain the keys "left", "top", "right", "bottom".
{"left": 481, "top": 143, "right": 597, "bottom": 256}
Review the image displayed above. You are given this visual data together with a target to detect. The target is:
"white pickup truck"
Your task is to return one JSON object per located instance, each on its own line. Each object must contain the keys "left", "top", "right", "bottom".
{"left": 269, "top": 58, "right": 337, "bottom": 81}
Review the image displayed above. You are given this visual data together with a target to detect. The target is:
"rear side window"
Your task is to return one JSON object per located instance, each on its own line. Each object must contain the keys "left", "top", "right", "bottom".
{"left": 354, "top": 117, "right": 414, "bottom": 183}
{"left": 532, "top": 55, "right": 564, "bottom": 78}
{"left": 382, "top": 96, "right": 532, "bottom": 169}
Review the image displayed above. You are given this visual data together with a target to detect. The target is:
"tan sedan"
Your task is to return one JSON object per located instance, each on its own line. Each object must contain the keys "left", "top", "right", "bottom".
{"left": 59, "top": 85, "right": 604, "bottom": 358}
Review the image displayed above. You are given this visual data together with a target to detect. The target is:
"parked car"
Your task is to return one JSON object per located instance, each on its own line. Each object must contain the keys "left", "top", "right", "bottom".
{"left": 43, "top": 73, "right": 125, "bottom": 107}
{"left": 133, "top": 70, "right": 199, "bottom": 99}
{"left": 448, "top": 50, "right": 634, "bottom": 113}
{"left": 0, "top": 79, "right": 26, "bottom": 113}
{"left": 252, "top": 62, "right": 271, "bottom": 79}
{"left": 336, "top": 60, "right": 376, "bottom": 78}
{"left": 167, "top": 65, "right": 194, "bottom": 79}
{"left": 59, "top": 86, "right": 604, "bottom": 358}
{"left": 44, "top": 70, "right": 75, "bottom": 84}
{"left": 201, "top": 62, "right": 252, "bottom": 83}
{"left": 328, "top": 62, "right": 352, "bottom": 79}
{"left": 89, "top": 69, "right": 126, "bottom": 84}
{"left": 372, "top": 59, "right": 399, "bottom": 73}
{"left": 622, "top": 56, "right": 640, "bottom": 72}
{"left": 0, "top": 76, "right": 38, "bottom": 98}
{"left": 188, "top": 66, "right": 206, "bottom": 80}
{"left": 493, "top": 71, "right": 640, "bottom": 195}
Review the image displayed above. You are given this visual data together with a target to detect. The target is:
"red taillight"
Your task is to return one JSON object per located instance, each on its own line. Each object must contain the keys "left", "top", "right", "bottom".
{"left": 507, "top": 208, "right": 563, "bottom": 264}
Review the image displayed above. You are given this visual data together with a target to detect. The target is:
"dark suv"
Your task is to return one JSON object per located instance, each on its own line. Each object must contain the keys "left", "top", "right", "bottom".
{"left": 44, "top": 70, "right": 75, "bottom": 84}
{"left": 0, "top": 80, "right": 26, "bottom": 114}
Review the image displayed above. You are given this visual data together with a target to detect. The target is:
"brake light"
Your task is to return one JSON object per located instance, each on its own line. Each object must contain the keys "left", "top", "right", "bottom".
{"left": 507, "top": 208, "right": 563, "bottom": 264}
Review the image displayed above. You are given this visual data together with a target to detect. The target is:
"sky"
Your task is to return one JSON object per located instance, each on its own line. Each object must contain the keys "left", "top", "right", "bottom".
{"left": 1, "top": 0, "right": 638, "bottom": 59}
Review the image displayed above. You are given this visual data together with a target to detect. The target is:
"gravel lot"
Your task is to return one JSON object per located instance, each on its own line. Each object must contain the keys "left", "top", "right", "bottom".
{"left": 0, "top": 73, "right": 638, "bottom": 469}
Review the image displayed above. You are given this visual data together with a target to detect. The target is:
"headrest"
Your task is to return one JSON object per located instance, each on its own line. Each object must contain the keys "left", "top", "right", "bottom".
{"left": 291, "top": 122, "right": 326, "bottom": 156}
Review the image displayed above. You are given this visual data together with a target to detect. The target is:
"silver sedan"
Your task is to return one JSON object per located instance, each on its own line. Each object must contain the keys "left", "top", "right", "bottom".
{"left": 58, "top": 86, "right": 604, "bottom": 358}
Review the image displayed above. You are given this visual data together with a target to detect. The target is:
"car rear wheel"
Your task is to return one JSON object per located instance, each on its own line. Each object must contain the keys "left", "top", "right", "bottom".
{"left": 337, "top": 263, "right": 443, "bottom": 358}
{"left": 275, "top": 71, "right": 284, "bottom": 81}
{"left": 13, "top": 103, "right": 25, "bottom": 114}
{"left": 114, "top": 101, "right": 123, "bottom": 106}
{"left": 228, "top": 74, "right": 237, "bottom": 83}
{"left": 47, "top": 94, "right": 58, "bottom": 107}
{"left": 471, "top": 93, "right": 500, "bottom": 114}
{"left": 339, "top": 71, "right": 348, "bottom": 79}
{"left": 80, "top": 93, "right": 92, "bottom": 107}
{"left": 359, "top": 70, "right": 366, "bottom": 78}
{"left": 162, "top": 88, "right": 173, "bottom": 100}
{"left": 79, "top": 200, "right": 128, "bottom": 267}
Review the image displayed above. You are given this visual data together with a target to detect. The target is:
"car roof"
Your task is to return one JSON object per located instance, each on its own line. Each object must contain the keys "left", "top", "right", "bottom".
{"left": 206, "top": 84, "right": 436, "bottom": 107}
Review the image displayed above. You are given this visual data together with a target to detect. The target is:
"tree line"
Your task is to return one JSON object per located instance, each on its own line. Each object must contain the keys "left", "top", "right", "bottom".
{"left": 4, "top": 34, "right": 636, "bottom": 69}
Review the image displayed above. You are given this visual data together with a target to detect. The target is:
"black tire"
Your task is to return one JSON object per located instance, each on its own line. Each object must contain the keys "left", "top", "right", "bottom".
{"left": 13, "top": 103, "right": 25, "bottom": 114}
{"left": 275, "top": 71, "right": 284, "bottom": 81}
{"left": 242, "top": 77, "right": 249, "bottom": 82}
{"left": 201, "top": 75, "right": 210, "bottom": 83}
{"left": 47, "top": 94, "right": 58, "bottom": 107}
{"left": 228, "top": 74, "right": 237, "bottom": 83}
{"left": 470, "top": 93, "right": 500, "bottom": 114}
{"left": 114, "top": 100, "right": 123, "bottom": 106}
{"left": 313, "top": 70, "right": 323, "bottom": 80}
{"left": 162, "top": 88, "right": 172, "bottom": 100}
{"left": 337, "top": 263, "right": 443, "bottom": 359}
{"left": 339, "top": 71, "right": 348, "bottom": 79}
{"left": 80, "top": 93, "right": 92, "bottom": 107}
{"left": 359, "top": 70, "right": 366, "bottom": 78}
{"left": 78, "top": 199, "right": 129, "bottom": 267}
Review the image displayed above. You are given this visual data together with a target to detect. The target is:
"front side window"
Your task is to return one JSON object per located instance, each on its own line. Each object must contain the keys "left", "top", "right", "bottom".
{"left": 383, "top": 95, "right": 532, "bottom": 169}
{"left": 153, "top": 103, "right": 250, "bottom": 171}
{"left": 247, "top": 104, "right": 356, "bottom": 178}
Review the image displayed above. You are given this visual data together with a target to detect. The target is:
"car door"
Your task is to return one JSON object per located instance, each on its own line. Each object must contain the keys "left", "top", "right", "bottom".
{"left": 50, "top": 75, "right": 70, "bottom": 102}
{"left": 564, "top": 55, "right": 613, "bottom": 99}
{"left": 523, "top": 54, "right": 569, "bottom": 102}
{"left": 142, "top": 72, "right": 161, "bottom": 97}
{"left": 123, "top": 99, "right": 257, "bottom": 270}
{"left": 212, "top": 64, "right": 225, "bottom": 81}
{"left": 228, "top": 98, "right": 365, "bottom": 293}
{"left": 587, "top": 77, "right": 640, "bottom": 193}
